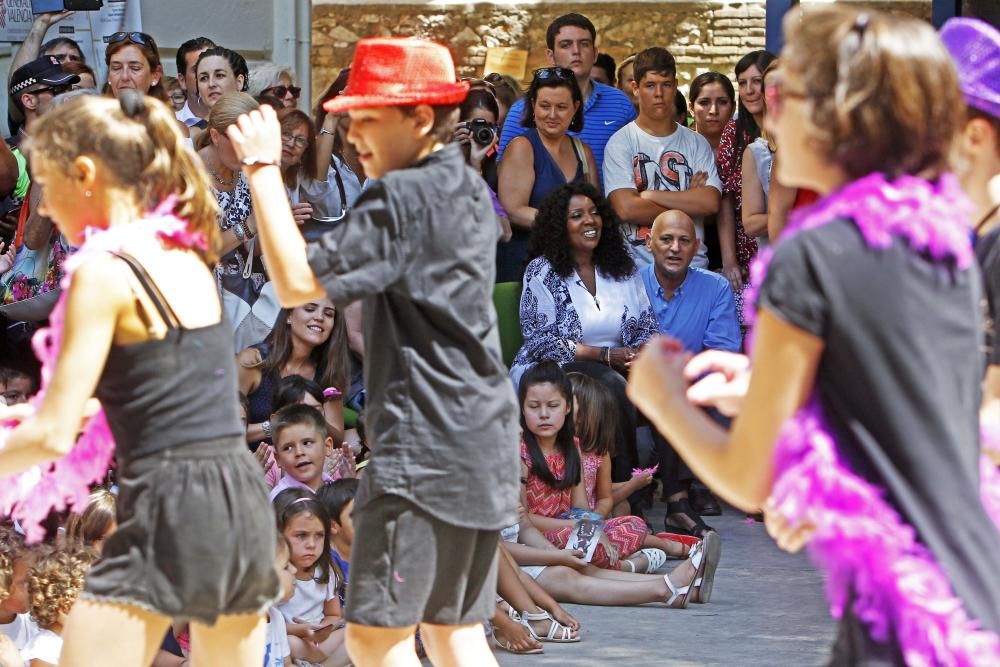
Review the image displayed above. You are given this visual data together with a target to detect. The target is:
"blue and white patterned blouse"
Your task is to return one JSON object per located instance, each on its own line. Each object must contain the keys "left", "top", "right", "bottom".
{"left": 510, "top": 256, "right": 659, "bottom": 386}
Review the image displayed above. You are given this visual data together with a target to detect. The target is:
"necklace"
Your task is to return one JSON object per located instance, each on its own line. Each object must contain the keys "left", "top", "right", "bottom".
{"left": 208, "top": 167, "right": 234, "bottom": 187}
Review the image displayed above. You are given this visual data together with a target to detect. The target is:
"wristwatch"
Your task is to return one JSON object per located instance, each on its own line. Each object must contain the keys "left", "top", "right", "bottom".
{"left": 231, "top": 221, "right": 246, "bottom": 241}
{"left": 262, "top": 420, "right": 272, "bottom": 438}
{"left": 319, "top": 129, "right": 336, "bottom": 136}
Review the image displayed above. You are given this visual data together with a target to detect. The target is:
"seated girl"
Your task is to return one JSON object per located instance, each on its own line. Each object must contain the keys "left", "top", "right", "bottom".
{"left": 23, "top": 548, "right": 97, "bottom": 667}
{"left": 569, "top": 372, "right": 701, "bottom": 571}
{"left": 63, "top": 488, "right": 117, "bottom": 554}
{"left": 272, "top": 488, "right": 349, "bottom": 667}
{"left": 518, "top": 361, "right": 658, "bottom": 572}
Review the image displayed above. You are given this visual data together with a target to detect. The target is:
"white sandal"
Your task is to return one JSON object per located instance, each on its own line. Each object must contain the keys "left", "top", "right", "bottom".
{"left": 491, "top": 622, "right": 544, "bottom": 655}
{"left": 691, "top": 531, "right": 721, "bottom": 603}
{"left": 622, "top": 547, "right": 667, "bottom": 573}
{"left": 519, "top": 609, "right": 580, "bottom": 643}
{"left": 663, "top": 540, "right": 707, "bottom": 609}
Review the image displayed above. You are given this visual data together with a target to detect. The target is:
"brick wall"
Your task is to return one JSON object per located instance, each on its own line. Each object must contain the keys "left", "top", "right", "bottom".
{"left": 311, "top": 1, "right": 931, "bottom": 97}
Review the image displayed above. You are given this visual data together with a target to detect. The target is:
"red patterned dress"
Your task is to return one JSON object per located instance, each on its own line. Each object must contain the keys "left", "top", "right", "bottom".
{"left": 521, "top": 442, "right": 647, "bottom": 568}
{"left": 717, "top": 119, "right": 757, "bottom": 329}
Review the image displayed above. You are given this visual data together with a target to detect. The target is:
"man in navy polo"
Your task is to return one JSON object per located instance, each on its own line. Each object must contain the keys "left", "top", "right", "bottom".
{"left": 641, "top": 210, "right": 739, "bottom": 532}
{"left": 497, "top": 13, "right": 635, "bottom": 183}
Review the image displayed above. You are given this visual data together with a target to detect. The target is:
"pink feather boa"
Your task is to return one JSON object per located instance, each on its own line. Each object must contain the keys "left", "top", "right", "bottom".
{"left": 748, "top": 173, "right": 1000, "bottom": 665}
{"left": 0, "top": 201, "right": 205, "bottom": 542}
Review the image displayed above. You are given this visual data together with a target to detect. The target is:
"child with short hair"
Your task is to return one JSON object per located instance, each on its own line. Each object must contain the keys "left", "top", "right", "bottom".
{"left": 0, "top": 527, "right": 38, "bottom": 656}
{"left": 316, "top": 479, "right": 358, "bottom": 609}
{"left": 272, "top": 488, "right": 348, "bottom": 666}
{"left": 23, "top": 548, "right": 96, "bottom": 666}
{"left": 230, "top": 37, "right": 518, "bottom": 666}
{"left": 269, "top": 405, "right": 335, "bottom": 501}
{"left": 63, "top": 488, "right": 117, "bottom": 553}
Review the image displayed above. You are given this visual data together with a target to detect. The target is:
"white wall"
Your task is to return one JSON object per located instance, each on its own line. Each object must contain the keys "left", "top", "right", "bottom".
{"left": 0, "top": 0, "right": 304, "bottom": 137}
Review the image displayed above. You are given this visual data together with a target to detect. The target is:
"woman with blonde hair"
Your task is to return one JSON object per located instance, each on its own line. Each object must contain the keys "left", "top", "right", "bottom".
{"left": 629, "top": 6, "right": 1000, "bottom": 663}
{"left": 0, "top": 91, "right": 278, "bottom": 665}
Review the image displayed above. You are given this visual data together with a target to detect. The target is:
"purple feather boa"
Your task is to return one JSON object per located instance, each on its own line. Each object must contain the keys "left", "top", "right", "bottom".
{"left": 0, "top": 201, "right": 205, "bottom": 542}
{"left": 748, "top": 173, "right": 1000, "bottom": 665}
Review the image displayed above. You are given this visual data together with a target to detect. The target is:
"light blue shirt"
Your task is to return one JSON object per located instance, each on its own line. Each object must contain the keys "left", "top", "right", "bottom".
{"left": 640, "top": 264, "right": 741, "bottom": 353}
{"left": 497, "top": 81, "right": 636, "bottom": 183}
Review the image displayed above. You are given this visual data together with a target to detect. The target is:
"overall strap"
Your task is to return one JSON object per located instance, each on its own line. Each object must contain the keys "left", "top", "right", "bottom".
{"left": 112, "top": 251, "right": 181, "bottom": 330}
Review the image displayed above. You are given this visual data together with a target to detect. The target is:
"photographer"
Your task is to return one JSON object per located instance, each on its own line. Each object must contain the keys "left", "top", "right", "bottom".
{"left": 455, "top": 88, "right": 511, "bottom": 242}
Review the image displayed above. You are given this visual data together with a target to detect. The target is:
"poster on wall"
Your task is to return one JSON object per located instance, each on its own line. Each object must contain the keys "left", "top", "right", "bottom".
{"left": 0, "top": 0, "right": 36, "bottom": 42}
{"left": 40, "top": 0, "right": 141, "bottom": 83}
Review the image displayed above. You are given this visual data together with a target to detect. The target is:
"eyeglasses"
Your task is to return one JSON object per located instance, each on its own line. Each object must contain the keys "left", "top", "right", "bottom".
{"left": 281, "top": 133, "right": 309, "bottom": 149}
{"left": 264, "top": 85, "right": 301, "bottom": 100}
{"left": 29, "top": 84, "right": 71, "bottom": 97}
{"left": 460, "top": 77, "right": 496, "bottom": 94}
{"left": 533, "top": 67, "right": 575, "bottom": 82}
{"left": 107, "top": 32, "right": 157, "bottom": 49}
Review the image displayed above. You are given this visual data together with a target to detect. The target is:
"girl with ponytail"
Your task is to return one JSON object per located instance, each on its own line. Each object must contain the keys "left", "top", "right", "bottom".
{"left": 0, "top": 91, "right": 280, "bottom": 665}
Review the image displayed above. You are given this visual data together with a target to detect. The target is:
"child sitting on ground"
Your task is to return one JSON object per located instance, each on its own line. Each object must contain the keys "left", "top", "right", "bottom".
{"left": 569, "top": 373, "right": 699, "bottom": 571}
{"left": 264, "top": 534, "right": 297, "bottom": 667}
{"left": 22, "top": 548, "right": 96, "bottom": 666}
{"left": 519, "top": 362, "right": 662, "bottom": 572}
{"left": 269, "top": 405, "right": 335, "bottom": 501}
{"left": 63, "top": 488, "right": 117, "bottom": 553}
{"left": 273, "top": 489, "right": 349, "bottom": 667}
{"left": 316, "top": 479, "right": 358, "bottom": 609}
{"left": 0, "top": 527, "right": 38, "bottom": 657}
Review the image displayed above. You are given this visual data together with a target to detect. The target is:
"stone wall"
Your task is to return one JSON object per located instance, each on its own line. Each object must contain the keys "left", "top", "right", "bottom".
{"left": 311, "top": 1, "right": 931, "bottom": 97}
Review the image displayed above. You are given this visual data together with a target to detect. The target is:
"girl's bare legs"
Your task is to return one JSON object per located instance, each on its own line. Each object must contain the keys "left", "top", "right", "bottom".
{"left": 59, "top": 599, "right": 171, "bottom": 667}
{"left": 318, "top": 628, "right": 351, "bottom": 667}
{"left": 498, "top": 547, "right": 580, "bottom": 636}
{"left": 534, "top": 559, "right": 698, "bottom": 607}
{"left": 420, "top": 623, "right": 498, "bottom": 667}
{"left": 189, "top": 612, "right": 267, "bottom": 667}
{"left": 491, "top": 605, "right": 542, "bottom": 652}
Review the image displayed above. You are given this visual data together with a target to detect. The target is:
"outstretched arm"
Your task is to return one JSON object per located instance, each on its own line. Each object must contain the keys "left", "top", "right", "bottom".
{"left": 0, "top": 256, "right": 123, "bottom": 475}
{"left": 627, "top": 310, "right": 822, "bottom": 511}
{"left": 228, "top": 106, "right": 326, "bottom": 307}
{"left": 8, "top": 12, "right": 75, "bottom": 80}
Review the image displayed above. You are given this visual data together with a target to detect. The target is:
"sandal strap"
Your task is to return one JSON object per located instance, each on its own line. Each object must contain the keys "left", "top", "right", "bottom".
{"left": 662, "top": 572, "right": 690, "bottom": 606}
{"left": 519, "top": 610, "right": 551, "bottom": 623}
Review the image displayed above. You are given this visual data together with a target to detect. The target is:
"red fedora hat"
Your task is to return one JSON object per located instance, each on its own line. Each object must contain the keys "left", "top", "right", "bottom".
{"left": 323, "top": 38, "right": 469, "bottom": 114}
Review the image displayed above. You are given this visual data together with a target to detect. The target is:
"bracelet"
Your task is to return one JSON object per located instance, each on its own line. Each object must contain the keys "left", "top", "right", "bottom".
{"left": 240, "top": 156, "right": 280, "bottom": 168}
{"left": 319, "top": 129, "right": 336, "bottom": 136}
{"left": 231, "top": 220, "right": 246, "bottom": 241}
{"left": 262, "top": 420, "right": 272, "bottom": 438}
{"left": 601, "top": 347, "right": 611, "bottom": 366}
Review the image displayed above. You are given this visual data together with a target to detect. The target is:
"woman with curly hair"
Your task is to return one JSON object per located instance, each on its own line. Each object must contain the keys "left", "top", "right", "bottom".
{"left": 511, "top": 181, "right": 657, "bottom": 483}
{"left": 22, "top": 548, "right": 97, "bottom": 666}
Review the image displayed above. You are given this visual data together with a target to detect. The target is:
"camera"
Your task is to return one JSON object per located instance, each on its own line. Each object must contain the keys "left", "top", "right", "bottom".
{"left": 464, "top": 119, "right": 497, "bottom": 147}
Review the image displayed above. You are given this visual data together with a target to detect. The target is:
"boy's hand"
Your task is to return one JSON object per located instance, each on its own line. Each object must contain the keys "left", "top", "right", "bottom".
{"left": 228, "top": 106, "right": 283, "bottom": 166}
{"left": 253, "top": 443, "right": 275, "bottom": 474}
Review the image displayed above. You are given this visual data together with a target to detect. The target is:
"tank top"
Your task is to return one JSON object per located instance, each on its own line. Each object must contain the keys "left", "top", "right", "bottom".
{"left": 749, "top": 138, "right": 774, "bottom": 249}
{"left": 94, "top": 252, "right": 244, "bottom": 463}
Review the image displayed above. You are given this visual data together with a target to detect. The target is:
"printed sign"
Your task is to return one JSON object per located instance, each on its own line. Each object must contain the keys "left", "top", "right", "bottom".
{"left": 0, "top": 0, "right": 36, "bottom": 42}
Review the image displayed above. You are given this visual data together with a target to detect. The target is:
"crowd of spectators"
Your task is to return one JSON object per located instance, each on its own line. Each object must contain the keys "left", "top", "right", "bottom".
{"left": 0, "top": 6, "right": 849, "bottom": 665}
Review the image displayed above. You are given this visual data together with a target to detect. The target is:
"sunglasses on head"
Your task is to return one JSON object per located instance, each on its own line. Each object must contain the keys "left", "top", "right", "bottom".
{"left": 107, "top": 31, "right": 156, "bottom": 48}
{"left": 460, "top": 77, "right": 496, "bottom": 93}
{"left": 533, "top": 67, "right": 574, "bottom": 82}
{"left": 264, "top": 85, "right": 301, "bottom": 99}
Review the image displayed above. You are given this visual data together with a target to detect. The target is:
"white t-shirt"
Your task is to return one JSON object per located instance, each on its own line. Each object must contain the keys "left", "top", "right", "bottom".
{"left": 276, "top": 568, "right": 338, "bottom": 625}
{"left": 20, "top": 627, "right": 60, "bottom": 664}
{"left": 263, "top": 607, "right": 291, "bottom": 667}
{"left": 0, "top": 613, "right": 38, "bottom": 652}
{"left": 603, "top": 121, "right": 722, "bottom": 269}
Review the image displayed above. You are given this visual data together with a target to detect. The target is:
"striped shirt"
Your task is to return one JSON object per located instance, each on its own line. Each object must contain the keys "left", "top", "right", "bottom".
{"left": 497, "top": 81, "right": 636, "bottom": 185}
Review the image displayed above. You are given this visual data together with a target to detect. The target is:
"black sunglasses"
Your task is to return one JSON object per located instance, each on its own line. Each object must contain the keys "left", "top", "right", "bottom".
{"left": 30, "top": 84, "right": 72, "bottom": 97}
{"left": 263, "top": 85, "right": 301, "bottom": 99}
{"left": 107, "top": 32, "right": 156, "bottom": 48}
{"left": 533, "top": 67, "right": 574, "bottom": 82}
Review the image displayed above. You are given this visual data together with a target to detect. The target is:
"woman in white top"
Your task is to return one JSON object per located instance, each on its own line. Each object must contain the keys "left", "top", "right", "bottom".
{"left": 511, "top": 182, "right": 657, "bottom": 484}
{"left": 741, "top": 61, "right": 781, "bottom": 249}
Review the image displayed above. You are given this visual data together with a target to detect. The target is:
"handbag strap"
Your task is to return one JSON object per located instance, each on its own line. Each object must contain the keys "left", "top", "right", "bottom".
{"left": 571, "top": 137, "right": 591, "bottom": 185}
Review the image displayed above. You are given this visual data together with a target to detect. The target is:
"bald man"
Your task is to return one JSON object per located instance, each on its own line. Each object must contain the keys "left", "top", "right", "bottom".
{"left": 640, "top": 210, "right": 739, "bottom": 354}
{"left": 640, "top": 210, "right": 739, "bottom": 531}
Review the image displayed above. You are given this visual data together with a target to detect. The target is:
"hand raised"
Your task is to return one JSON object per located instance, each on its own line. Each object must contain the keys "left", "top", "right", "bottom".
{"left": 228, "top": 105, "right": 283, "bottom": 166}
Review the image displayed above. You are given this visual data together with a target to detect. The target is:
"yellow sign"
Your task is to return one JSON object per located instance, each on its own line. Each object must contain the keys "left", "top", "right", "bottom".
{"left": 484, "top": 47, "right": 529, "bottom": 81}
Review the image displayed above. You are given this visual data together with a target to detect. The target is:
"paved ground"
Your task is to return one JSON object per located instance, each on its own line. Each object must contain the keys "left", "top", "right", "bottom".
{"left": 495, "top": 503, "right": 836, "bottom": 667}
